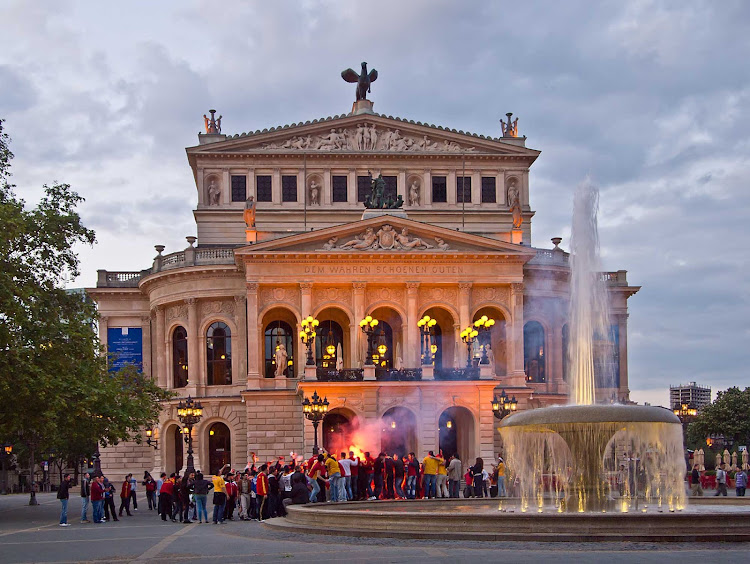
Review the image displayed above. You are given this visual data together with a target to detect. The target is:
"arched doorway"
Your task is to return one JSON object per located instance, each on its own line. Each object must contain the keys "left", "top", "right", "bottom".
{"left": 262, "top": 307, "right": 298, "bottom": 378}
{"left": 208, "top": 422, "right": 231, "bottom": 475}
{"left": 322, "top": 409, "right": 359, "bottom": 455}
{"left": 473, "top": 307, "right": 508, "bottom": 376}
{"left": 422, "top": 306, "right": 457, "bottom": 368}
{"left": 524, "top": 321, "right": 546, "bottom": 383}
{"left": 381, "top": 407, "right": 417, "bottom": 458}
{"left": 316, "top": 320, "right": 344, "bottom": 369}
{"left": 439, "top": 406, "right": 475, "bottom": 465}
{"left": 369, "top": 306, "right": 404, "bottom": 369}
{"left": 164, "top": 424, "right": 183, "bottom": 476}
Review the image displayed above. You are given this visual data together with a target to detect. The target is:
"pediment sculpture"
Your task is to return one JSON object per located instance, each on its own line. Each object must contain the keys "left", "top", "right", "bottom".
{"left": 316, "top": 225, "right": 449, "bottom": 251}
{"left": 261, "top": 123, "right": 477, "bottom": 153}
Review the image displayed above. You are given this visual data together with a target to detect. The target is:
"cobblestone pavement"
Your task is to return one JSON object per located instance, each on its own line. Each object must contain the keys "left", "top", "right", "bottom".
{"left": 1, "top": 493, "right": 748, "bottom": 563}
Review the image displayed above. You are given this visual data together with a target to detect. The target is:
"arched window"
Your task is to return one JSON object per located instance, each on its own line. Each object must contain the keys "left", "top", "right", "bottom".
{"left": 208, "top": 422, "right": 231, "bottom": 475}
{"left": 524, "top": 321, "right": 546, "bottom": 383}
{"left": 206, "top": 322, "right": 232, "bottom": 385}
{"left": 373, "top": 320, "right": 393, "bottom": 369}
{"left": 432, "top": 324, "right": 443, "bottom": 368}
{"left": 172, "top": 326, "right": 188, "bottom": 388}
{"left": 264, "top": 321, "right": 294, "bottom": 378}
{"left": 173, "top": 426, "right": 184, "bottom": 474}
{"left": 315, "top": 320, "right": 344, "bottom": 369}
{"left": 562, "top": 324, "right": 569, "bottom": 382}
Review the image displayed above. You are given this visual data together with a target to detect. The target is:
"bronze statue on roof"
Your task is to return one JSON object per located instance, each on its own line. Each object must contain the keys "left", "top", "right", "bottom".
{"left": 341, "top": 62, "right": 378, "bottom": 101}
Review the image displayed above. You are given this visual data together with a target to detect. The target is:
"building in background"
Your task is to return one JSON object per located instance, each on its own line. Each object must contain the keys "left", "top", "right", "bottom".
{"left": 670, "top": 382, "right": 711, "bottom": 410}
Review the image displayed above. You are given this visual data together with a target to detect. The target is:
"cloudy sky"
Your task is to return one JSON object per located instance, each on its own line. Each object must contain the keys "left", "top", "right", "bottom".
{"left": 1, "top": 1, "right": 748, "bottom": 407}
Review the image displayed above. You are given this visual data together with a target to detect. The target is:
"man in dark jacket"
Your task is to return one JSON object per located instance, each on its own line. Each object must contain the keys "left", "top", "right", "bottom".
{"left": 80, "top": 473, "right": 91, "bottom": 523}
{"left": 58, "top": 474, "right": 72, "bottom": 526}
{"left": 384, "top": 454, "right": 395, "bottom": 499}
{"left": 373, "top": 453, "right": 385, "bottom": 500}
{"left": 394, "top": 454, "right": 405, "bottom": 499}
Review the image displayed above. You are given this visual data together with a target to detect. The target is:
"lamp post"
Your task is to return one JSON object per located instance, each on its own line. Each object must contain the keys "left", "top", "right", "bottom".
{"left": 417, "top": 315, "right": 437, "bottom": 365}
{"left": 473, "top": 315, "right": 495, "bottom": 364}
{"left": 302, "top": 391, "right": 329, "bottom": 455}
{"left": 460, "top": 325, "right": 479, "bottom": 368}
{"left": 145, "top": 428, "right": 159, "bottom": 450}
{"left": 1, "top": 443, "right": 13, "bottom": 495}
{"left": 491, "top": 390, "right": 518, "bottom": 420}
{"left": 177, "top": 396, "right": 203, "bottom": 475}
{"left": 300, "top": 316, "right": 319, "bottom": 366}
{"left": 359, "top": 316, "right": 379, "bottom": 366}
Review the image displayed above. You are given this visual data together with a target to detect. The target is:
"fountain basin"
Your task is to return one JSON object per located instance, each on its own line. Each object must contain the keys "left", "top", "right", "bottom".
{"left": 499, "top": 404, "right": 681, "bottom": 427}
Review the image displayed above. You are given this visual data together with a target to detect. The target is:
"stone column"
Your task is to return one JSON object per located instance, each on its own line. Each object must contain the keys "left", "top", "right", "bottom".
{"left": 272, "top": 168, "right": 281, "bottom": 206}
{"left": 422, "top": 169, "right": 432, "bottom": 206}
{"left": 405, "top": 282, "right": 419, "bottom": 367}
{"left": 99, "top": 316, "right": 109, "bottom": 349}
{"left": 154, "top": 306, "right": 167, "bottom": 388}
{"left": 222, "top": 169, "right": 230, "bottom": 205}
{"left": 246, "top": 283, "right": 261, "bottom": 381}
{"left": 453, "top": 323, "right": 461, "bottom": 369}
{"left": 246, "top": 168, "right": 255, "bottom": 200}
{"left": 458, "top": 282, "right": 472, "bottom": 365}
{"left": 141, "top": 315, "right": 152, "bottom": 378}
{"left": 509, "top": 283, "right": 526, "bottom": 385}
{"left": 617, "top": 313, "right": 629, "bottom": 400}
{"left": 197, "top": 168, "right": 205, "bottom": 206}
{"left": 398, "top": 169, "right": 407, "bottom": 204}
{"left": 497, "top": 170, "right": 506, "bottom": 205}
{"left": 447, "top": 170, "right": 457, "bottom": 205}
{"left": 234, "top": 295, "right": 247, "bottom": 382}
{"left": 186, "top": 298, "right": 199, "bottom": 390}
{"left": 348, "top": 169, "right": 357, "bottom": 206}
{"left": 471, "top": 170, "right": 481, "bottom": 206}
{"left": 299, "top": 282, "right": 313, "bottom": 377}
{"left": 323, "top": 170, "right": 332, "bottom": 206}
{"left": 352, "top": 282, "right": 366, "bottom": 367}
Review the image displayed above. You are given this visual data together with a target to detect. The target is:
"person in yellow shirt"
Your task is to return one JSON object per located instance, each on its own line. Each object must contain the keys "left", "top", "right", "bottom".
{"left": 422, "top": 451, "right": 440, "bottom": 499}
{"left": 436, "top": 450, "right": 448, "bottom": 498}
{"left": 496, "top": 456, "right": 507, "bottom": 497}
{"left": 211, "top": 473, "right": 227, "bottom": 524}
{"left": 325, "top": 454, "right": 342, "bottom": 502}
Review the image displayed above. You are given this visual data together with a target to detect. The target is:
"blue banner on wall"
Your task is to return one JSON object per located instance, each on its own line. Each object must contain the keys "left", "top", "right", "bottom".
{"left": 108, "top": 327, "right": 143, "bottom": 372}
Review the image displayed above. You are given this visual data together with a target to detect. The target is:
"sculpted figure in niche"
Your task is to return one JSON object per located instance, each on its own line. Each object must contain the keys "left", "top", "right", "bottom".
{"left": 244, "top": 195, "right": 256, "bottom": 228}
{"left": 395, "top": 227, "right": 433, "bottom": 250}
{"left": 340, "top": 227, "right": 377, "bottom": 250}
{"left": 309, "top": 181, "right": 320, "bottom": 205}
{"left": 507, "top": 178, "right": 523, "bottom": 228}
{"left": 486, "top": 344, "right": 495, "bottom": 370}
{"left": 408, "top": 180, "right": 420, "bottom": 206}
{"left": 207, "top": 180, "right": 221, "bottom": 206}
{"left": 274, "top": 342, "right": 288, "bottom": 378}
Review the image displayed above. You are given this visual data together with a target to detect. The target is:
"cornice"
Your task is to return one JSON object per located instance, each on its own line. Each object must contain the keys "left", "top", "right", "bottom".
{"left": 138, "top": 265, "right": 242, "bottom": 292}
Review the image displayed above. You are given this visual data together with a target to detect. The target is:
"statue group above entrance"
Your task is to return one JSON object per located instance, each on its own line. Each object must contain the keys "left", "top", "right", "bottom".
{"left": 364, "top": 175, "right": 403, "bottom": 210}
{"left": 317, "top": 224, "right": 449, "bottom": 252}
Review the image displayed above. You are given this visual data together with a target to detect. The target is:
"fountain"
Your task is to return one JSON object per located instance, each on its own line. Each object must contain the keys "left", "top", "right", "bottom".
{"left": 499, "top": 180, "right": 686, "bottom": 513}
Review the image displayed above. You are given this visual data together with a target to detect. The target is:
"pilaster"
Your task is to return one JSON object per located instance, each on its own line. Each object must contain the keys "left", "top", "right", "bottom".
{"left": 405, "top": 282, "right": 419, "bottom": 367}
{"left": 458, "top": 282, "right": 472, "bottom": 365}
{"left": 352, "top": 282, "right": 366, "bottom": 367}
{"left": 186, "top": 298, "right": 199, "bottom": 393}
{"left": 154, "top": 306, "right": 166, "bottom": 389}
{"left": 234, "top": 295, "right": 247, "bottom": 382}
{"left": 509, "top": 283, "right": 526, "bottom": 385}
{"left": 246, "top": 283, "right": 261, "bottom": 382}
{"left": 141, "top": 315, "right": 152, "bottom": 378}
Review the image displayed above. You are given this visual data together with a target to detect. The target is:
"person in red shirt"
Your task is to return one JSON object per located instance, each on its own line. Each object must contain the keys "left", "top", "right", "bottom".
{"left": 363, "top": 452, "right": 375, "bottom": 500}
{"left": 118, "top": 474, "right": 133, "bottom": 517}
{"left": 256, "top": 464, "right": 269, "bottom": 521}
{"left": 308, "top": 454, "right": 325, "bottom": 503}
{"left": 159, "top": 474, "right": 175, "bottom": 522}
{"left": 224, "top": 474, "right": 238, "bottom": 521}
{"left": 349, "top": 452, "right": 360, "bottom": 500}
{"left": 91, "top": 475, "right": 105, "bottom": 523}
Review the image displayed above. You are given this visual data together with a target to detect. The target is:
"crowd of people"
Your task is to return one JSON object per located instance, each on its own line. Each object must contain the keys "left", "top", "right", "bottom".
{"left": 59, "top": 451, "right": 509, "bottom": 526}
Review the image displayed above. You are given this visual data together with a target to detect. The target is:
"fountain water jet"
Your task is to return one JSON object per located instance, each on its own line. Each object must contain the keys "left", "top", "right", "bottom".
{"left": 500, "top": 180, "right": 686, "bottom": 512}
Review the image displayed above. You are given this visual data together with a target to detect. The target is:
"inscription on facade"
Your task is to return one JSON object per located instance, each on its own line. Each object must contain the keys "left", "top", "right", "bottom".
{"left": 304, "top": 264, "right": 465, "bottom": 275}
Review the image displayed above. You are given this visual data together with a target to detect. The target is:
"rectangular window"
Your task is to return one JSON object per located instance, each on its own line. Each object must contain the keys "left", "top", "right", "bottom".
{"left": 282, "top": 175, "right": 297, "bottom": 202}
{"left": 457, "top": 176, "right": 471, "bottom": 203}
{"left": 383, "top": 176, "right": 398, "bottom": 202}
{"left": 431, "top": 176, "right": 447, "bottom": 203}
{"left": 332, "top": 175, "right": 348, "bottom": 202}
{"left": 231, "top": 175, "right": 247, "bottom": 202}
{"left": 256, "top": 175, "right": 272, "bottom": 202}
{"left": 481, "top": 177, "right": 496, "bottom": 203}
{"left": 357, "top": 176, "right": 371, "bottom": 202}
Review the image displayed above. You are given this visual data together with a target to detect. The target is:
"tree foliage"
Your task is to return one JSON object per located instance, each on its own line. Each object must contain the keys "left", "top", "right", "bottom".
{"left": 0, "top": 119, "right": 171, "bottom": 471}
{"left": 686, "top": 387, "right": 750, "bottom": 450}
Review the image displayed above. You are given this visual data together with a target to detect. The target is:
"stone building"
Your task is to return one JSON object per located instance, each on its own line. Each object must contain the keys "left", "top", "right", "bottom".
{"left": 88, "top": 99, "right": 639, "bottom": 477}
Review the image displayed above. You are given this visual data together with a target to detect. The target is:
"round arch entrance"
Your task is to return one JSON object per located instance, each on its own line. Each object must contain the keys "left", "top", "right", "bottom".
{"left": 369, "top": 306, "right": 404, "bottom": 369}
{"left": 322, "top": 408, "right": 359, "bottom": 456}
{"left": 381, "top": 407, "right": 417, "bottom": 458}
{"left": 439, "top": 406, "right": 475, "bottom": 465}
{"left": 261, "top": 307, "right": 298, "bottom": 378}
{"left": 315, "top": 306, "right": 353, "bottom": 370}
{"left": 473, "top": 306, "right": 508, "bottom": 377}
{"left": 164, "top": 423, "right": 183, "bottom": 476}
{"left": 422, "top": 306, "right": 457, "bottom": 369}
{"left": 208, "top": 422, "right": 231, "bottom": 475}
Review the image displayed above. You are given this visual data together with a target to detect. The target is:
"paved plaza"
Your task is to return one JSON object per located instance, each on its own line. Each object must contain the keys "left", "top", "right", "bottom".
{"left": 0, "top": 493, "right": 747, "bottom": 563}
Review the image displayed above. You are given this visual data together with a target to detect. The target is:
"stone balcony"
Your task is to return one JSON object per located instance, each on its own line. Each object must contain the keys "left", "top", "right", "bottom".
{"left": 96, "top": 246, "right": 238, "bottom": 288}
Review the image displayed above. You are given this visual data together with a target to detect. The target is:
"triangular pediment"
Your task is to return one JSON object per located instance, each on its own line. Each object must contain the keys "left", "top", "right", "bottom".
{"left": 188, "top": 113, "right": 539, "bottom": 159}
{"left": 235, "top": 215, "right": 537, "bottom": 257}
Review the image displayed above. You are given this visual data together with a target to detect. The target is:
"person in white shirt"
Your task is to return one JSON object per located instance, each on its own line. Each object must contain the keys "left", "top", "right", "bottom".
{"left": 337, "top": 452, "right": 358, "bottom": 501}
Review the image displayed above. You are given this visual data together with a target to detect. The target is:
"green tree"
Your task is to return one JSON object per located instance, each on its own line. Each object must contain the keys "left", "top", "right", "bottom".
{"left": 0, "top": 119, "right": 171, "bottom": 503}
{"left": 686, "top": 387, "right": 750, "bottom": 455}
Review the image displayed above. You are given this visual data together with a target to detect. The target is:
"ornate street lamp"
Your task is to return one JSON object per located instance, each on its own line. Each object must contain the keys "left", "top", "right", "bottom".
{"left": 417, "top": 315, "right": 437, "bottom": 365}
{"left": 145, "top": 428, "right": 158, "bottom": 450}
{"left": 1, "top": 443, "right": 13, "bottom": 495}
{"left": 300, "top": 316, "right": 320, "bottom": 366}
{"left": 460, "top": 325, "right": 479, "bottom": 368}
{"left": 473, "top": 315, "right": 495, "bottom": 364}
{"left": 491, "top": 390, "right": 518, "bottom": 420}
{"left": 177, "top": 396, "right": 203, "bottom": 475}
{"left": 359, "top": 316, "right": 379, "bottom": 366}
{"left": 302, "top": 390, "right": 329, "bottom": 455}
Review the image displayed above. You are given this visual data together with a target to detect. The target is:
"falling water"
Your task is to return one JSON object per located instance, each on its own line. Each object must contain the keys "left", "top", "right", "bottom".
{"left": 568, "top": 179, "right": 611, "bottom": 405}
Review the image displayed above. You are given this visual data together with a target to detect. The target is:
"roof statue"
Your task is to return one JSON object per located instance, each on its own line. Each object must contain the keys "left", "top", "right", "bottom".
{"left": 203, "top": 109, "right": 222, "bottom": 134}
{"left": 341, "top": 61, "right": 378, "bottom": 101}
{"left": 364, "top": 174, "right": 403, "bottom": 210}
{"left": 500, "top": 112, "right": 518, "bottom": 138}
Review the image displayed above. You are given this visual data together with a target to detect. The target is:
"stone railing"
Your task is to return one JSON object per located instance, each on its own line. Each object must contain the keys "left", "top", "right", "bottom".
{"left": 528, "top": 248, "right": 569, "bottom": 266}
{"left": 600, "top": 270, "right": 629, "bottom": 286}
{"left": 315, "top": 368, "right": 364, "bottom": 382}
{"left": 434, "top": 367, "right": 480, "bottom": 381}
{"left": 96, "top": 269, "right": 151, "bottom": 288}
{"left": 375, "top": 368, "right": 423, "bottom": 381}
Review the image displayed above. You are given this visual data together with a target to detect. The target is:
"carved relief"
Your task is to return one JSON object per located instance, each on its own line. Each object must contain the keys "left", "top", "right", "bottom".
{"left": 166, "top": 304, "right": 187, "bottom": 321}
{"left": 200, "top": 300, "right": 235, "bottom": 318}
{"left": 261, "top": 124, "right": 477, "bottom": 153}
{"left": 366, "top": 286, "right": 404, "bottom": 306}
{"left": 311, "top": 287, "right": 353, "bottom": 310}
{"left": 419, "top": 287, "right": 458, "bottom": 308}
{"left": 318, "top": 224, "right": 447, "bottom": 252}
{"left": 472, "top": 286, "right": 511, "bottom": 309}
{"left": 259, "top": 287, "right": 301, "bottom": 311}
